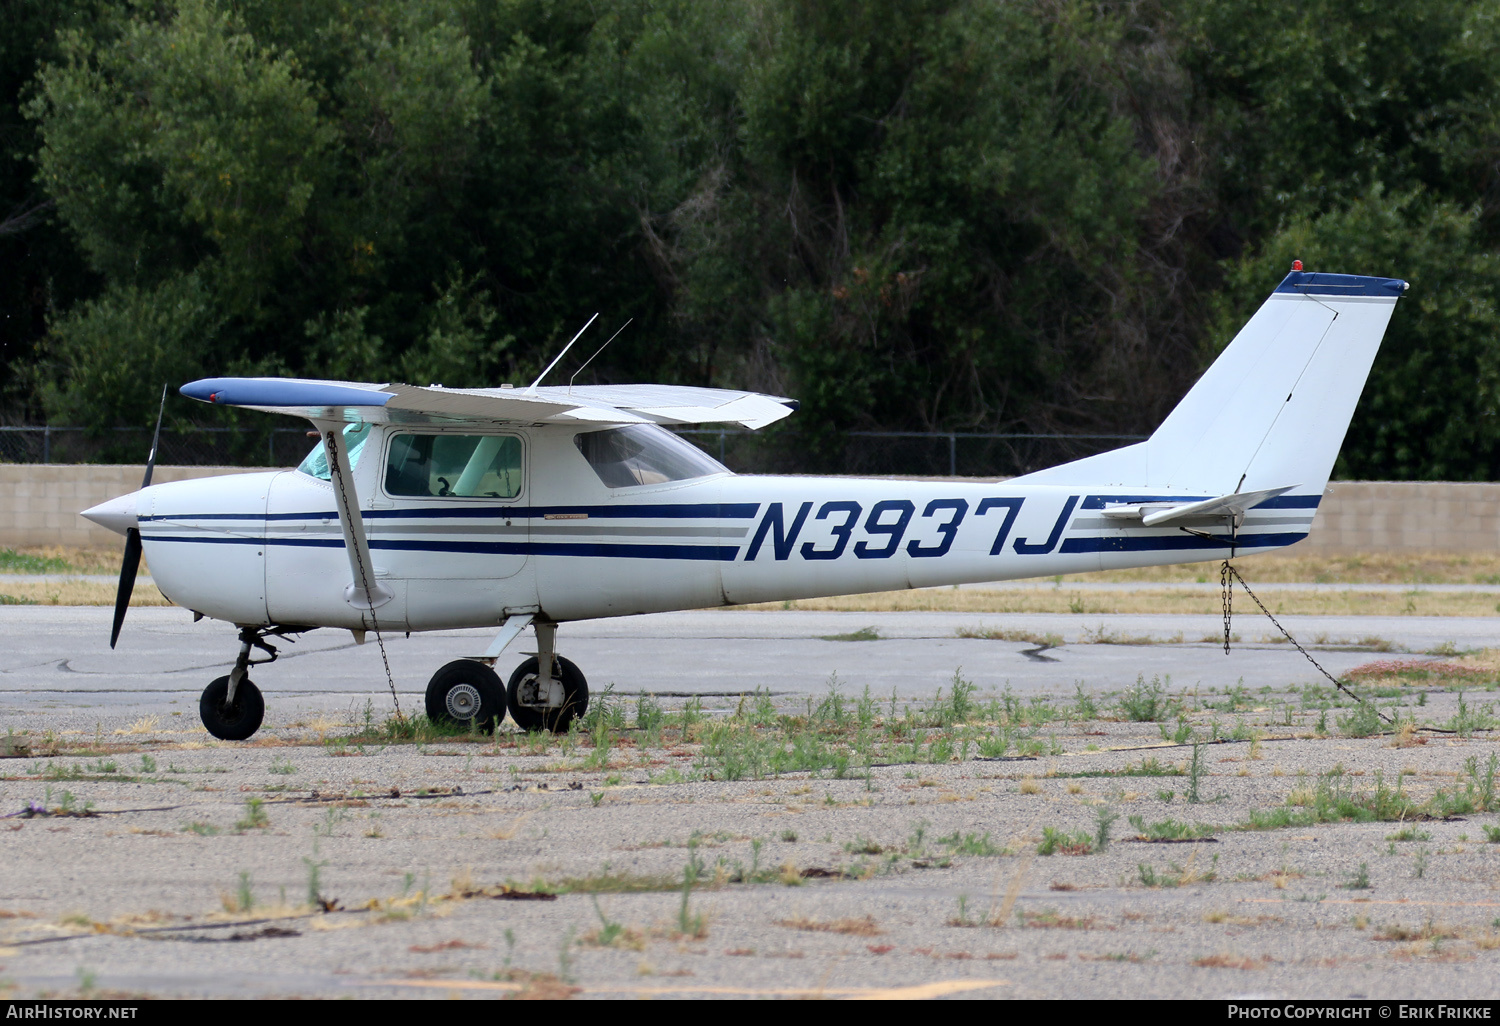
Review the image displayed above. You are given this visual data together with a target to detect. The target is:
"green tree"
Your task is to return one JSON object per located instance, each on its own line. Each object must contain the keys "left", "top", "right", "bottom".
{"left": 1215, "top": 189, "right": 1500, "bottom": 480}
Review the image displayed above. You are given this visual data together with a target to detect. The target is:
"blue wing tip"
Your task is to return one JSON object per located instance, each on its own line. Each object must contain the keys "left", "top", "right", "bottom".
{"left": 1275, "top": 271, "right": 1408, "bottom": 297}
{"left": 180, "top": 378, "right": 392, "bottom": 408}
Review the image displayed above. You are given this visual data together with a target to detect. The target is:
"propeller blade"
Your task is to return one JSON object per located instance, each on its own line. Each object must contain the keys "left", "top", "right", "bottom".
{"left": 141, "top": 383, "right": 167, "bottom": 489}
{"left": 114, "top": 387, "right": 165, "bottom": 647}
{"left": 110, "top": 527, "right": 142, "bottom": 650}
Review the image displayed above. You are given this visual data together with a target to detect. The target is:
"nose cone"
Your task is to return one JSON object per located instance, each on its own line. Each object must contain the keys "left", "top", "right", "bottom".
{"left": 82, "top": 491, "right": 140, "bottom": 536}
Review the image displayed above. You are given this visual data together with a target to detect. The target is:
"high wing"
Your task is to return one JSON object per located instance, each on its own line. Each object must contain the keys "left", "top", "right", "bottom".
{"left": 179, "top": 378, "right": 798, "bottom": 430}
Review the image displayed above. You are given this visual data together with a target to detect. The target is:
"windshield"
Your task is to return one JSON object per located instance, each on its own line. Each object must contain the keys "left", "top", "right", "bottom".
{"left": 296, "top": 422, "right": 372, "bottom": 480}
{"left": 574, "top": 425, "right": 728, "bottom": 488}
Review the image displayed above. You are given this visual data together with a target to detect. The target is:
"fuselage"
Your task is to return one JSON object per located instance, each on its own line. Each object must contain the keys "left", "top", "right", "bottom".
{"left": 114, "top": 421, "right": 1317, "bottom": 631}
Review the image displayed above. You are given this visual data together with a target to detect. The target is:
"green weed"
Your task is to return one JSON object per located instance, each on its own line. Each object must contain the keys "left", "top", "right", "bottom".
{"left": 1187, "top": 743, "right": 1205, "bottom": 804}
{"left": 938, "top": 831, "right": 1002, "bottom": 857}
{"left": 1118, "top": 675, "right": 1177, "bottom": 722}
{"left": 1336, "top": 698, "right": 1384, "bottom": 738}
{"left": 1037, "top": 826, "right": 1095, "bottom": 856}
{"left": 235, "top": 798, "right": 270, "bottom": 831}
{"left": 1126, "top": 815, "right": 1220, "bottom": 841}
{"left": 820, "top": 626, "right": 880, "bottom": 642}
{"left": 1094, "top": 806, "right": 1120, "bottom": 851}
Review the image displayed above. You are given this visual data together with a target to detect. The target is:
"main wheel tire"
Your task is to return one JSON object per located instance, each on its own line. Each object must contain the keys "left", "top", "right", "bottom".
{"left": 425, "top": 659, "right": 506, "bottom": 732}
{"left": 506, "top": 655, "right": 588, "bottom": 734}
{"left": 199, "top": 675, "right": 265, "bottom": 741}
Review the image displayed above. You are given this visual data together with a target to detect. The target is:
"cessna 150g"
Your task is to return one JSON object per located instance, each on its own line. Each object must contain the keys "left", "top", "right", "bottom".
{"left": 82, "top": 268, "right": 1406, "bottom": 741}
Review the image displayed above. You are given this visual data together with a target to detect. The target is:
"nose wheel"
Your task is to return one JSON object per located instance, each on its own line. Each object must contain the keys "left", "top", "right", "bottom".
{"left": 198, "top": 626, "right": 279, "bottom": 740}
{"left": 199, "top": 675, "right": 265, "bottom": 741}
{"left": 425, "top": 660, "right": 506, "bottom": 732}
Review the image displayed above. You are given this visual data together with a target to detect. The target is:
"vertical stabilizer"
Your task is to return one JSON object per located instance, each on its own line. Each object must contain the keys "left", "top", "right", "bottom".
{"left": 1013, "top": 270, "right": 1407, "bottom": 495}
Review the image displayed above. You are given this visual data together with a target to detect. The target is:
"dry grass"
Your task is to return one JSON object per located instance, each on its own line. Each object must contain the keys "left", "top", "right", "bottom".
{"left": 489, "top": 815, "right": 531, "bottom": 841}
{"left": 1203, "top": 911, "right": 1282, "bottom": 926}
{"left": 1057, "top": 551, "right": 1500, "bottom": 585}
{"left": 0, "top": 546, "right": 127, "bottom": 576}
{"left": 736, "top": 587, "right": 1500, "bottom": 617}
{"left": 506, "top": 971, "right": 579, "bottom": 1000}
{"left": 1193, "top": 953, "right": 1271, "bottom": 970}
{"left": 1373, "top": 920, "right": 1461, "bottom": 942}
{"left": 775, "top": 915, "right": 882, "bottom": 937}
{"left": 0, "top": 580, "right": 170, "bottom": 607}
{"left": 1347, "top": 657, "right": 1498, "bottom": 688}
{"left": 1021, "top": 910, "right": 1096, "bottom": 930}
{"left": 1389, "top": 722, "right": 1422, "bottom": 748}
{"left": 1457, "top": 649, "right": 1500, "bottom": 674}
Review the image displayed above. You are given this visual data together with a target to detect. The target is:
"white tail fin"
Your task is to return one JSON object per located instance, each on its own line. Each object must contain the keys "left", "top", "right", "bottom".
{"left": 1014, "top": 270, "right": 1407, "bottom": 495}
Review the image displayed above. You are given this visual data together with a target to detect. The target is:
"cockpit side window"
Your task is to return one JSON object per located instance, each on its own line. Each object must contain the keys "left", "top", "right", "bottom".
{"left": 384, "top": 433, "right": 523, "bottom": 498}
{"left": 574, "top": 424, "right": 728, "bottom": 488}
{"left": 296, "top": 423, "right": 372, "bottom": 481}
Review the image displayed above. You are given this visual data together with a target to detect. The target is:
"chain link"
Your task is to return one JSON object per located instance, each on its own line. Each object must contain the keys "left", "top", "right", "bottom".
{"left": 1221, "top": 559, "right": 1232, "bottom": 655}
{"left": 327, "top": 429, "right": 403, "bottom": 721}
{"left": 1219, "top": 558, "right": 1389, "bottom": 725}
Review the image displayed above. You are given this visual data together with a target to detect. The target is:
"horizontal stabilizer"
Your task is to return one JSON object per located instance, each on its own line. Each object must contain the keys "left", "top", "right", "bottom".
{"left": 1100, "top": 485, "right": 1296, "bottom": 527}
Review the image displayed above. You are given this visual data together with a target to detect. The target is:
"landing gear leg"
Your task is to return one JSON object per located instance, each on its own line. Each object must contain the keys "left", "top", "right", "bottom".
{"left": 506, "top": 622, "right": 589, "bottom": 733}
{"left": 199, "top": 627, "right": 275, "bottom": 741}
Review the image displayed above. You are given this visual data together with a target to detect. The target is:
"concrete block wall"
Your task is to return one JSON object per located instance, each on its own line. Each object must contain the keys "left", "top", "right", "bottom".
{"left": 1298, "top": 481, "right": 1500, "bottom": 556}
{"left": 0, "top": 465, "right": 270, "bottom": 549}
{"left": 1, "top": 468, "right": 1498, "bottom": 556}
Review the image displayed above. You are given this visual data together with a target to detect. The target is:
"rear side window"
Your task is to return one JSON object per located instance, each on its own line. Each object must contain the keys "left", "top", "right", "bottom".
{"left": 385, "top": 434, "right": 523, "bottom": 498}
{"left": 574, "top": 424, "right": 727, "bottom": 488}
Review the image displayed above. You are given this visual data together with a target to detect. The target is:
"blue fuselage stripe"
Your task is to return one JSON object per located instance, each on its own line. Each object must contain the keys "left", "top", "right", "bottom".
{"left": 1060, "top": 532, "right": 1309, "bottom": 554}
{"left": 143, "top": 534, "right": 741, "bottom": 561}
{"left": 141, "top": 502, "right": 761, "bottom": 523}
{"left": 1080, "top": 494, "right": 1321, "bottom": 511}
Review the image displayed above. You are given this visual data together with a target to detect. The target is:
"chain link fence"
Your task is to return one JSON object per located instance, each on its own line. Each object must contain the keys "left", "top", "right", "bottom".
{"left": 0, "top": 424, "right": 1144, "bottom": 478}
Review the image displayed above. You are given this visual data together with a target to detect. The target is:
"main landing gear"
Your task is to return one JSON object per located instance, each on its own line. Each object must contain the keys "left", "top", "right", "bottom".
{"left": 198, "top": 620, "right": 589, "bottom": 741}
{"left": 425, "top": 659, "right": 506, "bottom": 731}
{"left": 424, "top": 621, "right": 589, "bottom": 734}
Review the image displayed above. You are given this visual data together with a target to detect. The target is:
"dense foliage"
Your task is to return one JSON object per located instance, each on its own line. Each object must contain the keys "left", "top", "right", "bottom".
{"left": 3, "top": 0, "right": 1499, "bottom": 477}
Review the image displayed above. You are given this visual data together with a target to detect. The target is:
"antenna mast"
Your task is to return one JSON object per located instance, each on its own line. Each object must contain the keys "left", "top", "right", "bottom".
{"left": 526, "top": 313, "right": 599, "bottom": 394}
{"left": 569, "top": 318, "right": 633, "bottom": 394}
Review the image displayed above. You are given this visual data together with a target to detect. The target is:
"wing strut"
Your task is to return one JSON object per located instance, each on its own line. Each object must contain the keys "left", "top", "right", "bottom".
{"left": 316, "top": 420, "right": 394, "bottom": 611}
{"left": 317, "top": 418, "right": 404, "bottom": 718}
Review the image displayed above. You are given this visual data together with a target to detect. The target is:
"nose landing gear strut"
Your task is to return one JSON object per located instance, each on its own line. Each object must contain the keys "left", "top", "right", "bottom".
{"left": 199, "top": 626, "right": 283, "bottom": 740}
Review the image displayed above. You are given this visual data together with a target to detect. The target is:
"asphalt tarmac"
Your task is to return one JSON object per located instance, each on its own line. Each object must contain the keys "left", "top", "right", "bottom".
{"left": 2, "top": 606, "right": 1499, "bottom": 1001}
{"left": 0, "top": 606, "right": 1492, "bottom": 732}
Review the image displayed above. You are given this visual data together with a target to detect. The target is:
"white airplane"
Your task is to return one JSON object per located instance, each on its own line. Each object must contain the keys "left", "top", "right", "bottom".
{"left": 83, "top": 267, "right": 1406, "bottom": 740}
